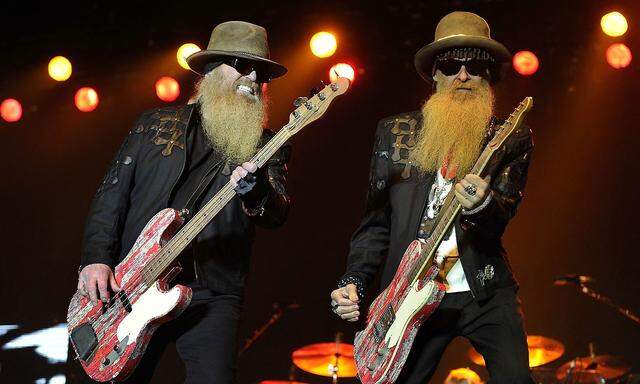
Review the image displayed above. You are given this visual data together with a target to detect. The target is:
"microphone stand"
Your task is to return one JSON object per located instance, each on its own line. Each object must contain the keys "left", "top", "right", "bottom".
{"left": 575, "top": 283, "right": 640, "bottom": 325}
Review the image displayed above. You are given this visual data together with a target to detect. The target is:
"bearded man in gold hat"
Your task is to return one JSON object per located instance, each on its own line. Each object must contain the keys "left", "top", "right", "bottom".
{"left": 330, "top": 11, "right": 534, "bottom": 383}
{"left": 72, "top": 21, "right": 290, "bottom": 383}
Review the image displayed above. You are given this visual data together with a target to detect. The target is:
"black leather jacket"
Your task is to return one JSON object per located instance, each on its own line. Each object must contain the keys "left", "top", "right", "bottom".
{"left": 80, "top": 103, "right": 290, "bottom": 295}
{"left": 342, "top": 111, "right": 533, "bottom": 301}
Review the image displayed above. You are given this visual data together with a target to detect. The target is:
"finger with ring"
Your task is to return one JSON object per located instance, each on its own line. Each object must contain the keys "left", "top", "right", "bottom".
{"left": 464, "top": 183, "right": 477, "bottom": 196}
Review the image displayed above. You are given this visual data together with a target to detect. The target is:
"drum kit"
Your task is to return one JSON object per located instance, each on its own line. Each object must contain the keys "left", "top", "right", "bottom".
{"left": 468, "top": 336, "right": 634, "bottom": 384}
{"left": 254, "top": 275, "right": 638, "bottom": 383}
{"left": 259, "top": 334, "right": 358, "bottom": 384}
{"left": 258, "top": 335, "right": 633, "bottom": 384}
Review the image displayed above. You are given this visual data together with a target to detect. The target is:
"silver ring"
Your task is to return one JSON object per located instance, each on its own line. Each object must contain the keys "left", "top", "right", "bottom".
{"left": 464, "top": 184, "right": 477, "bottom": 196}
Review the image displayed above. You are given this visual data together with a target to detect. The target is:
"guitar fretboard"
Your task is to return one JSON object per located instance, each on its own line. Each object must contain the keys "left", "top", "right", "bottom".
{"left": 140, "top": 126, "right": 292, "bottom": 285}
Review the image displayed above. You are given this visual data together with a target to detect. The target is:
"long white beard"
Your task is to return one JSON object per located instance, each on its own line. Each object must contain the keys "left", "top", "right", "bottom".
{"left": 195, "top": 70, "right": 267, "bottom": 163}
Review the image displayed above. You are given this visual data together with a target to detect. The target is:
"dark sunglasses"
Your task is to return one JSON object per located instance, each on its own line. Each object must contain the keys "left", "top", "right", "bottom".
{"left": 435, "top": 59, "right": 492, "bottom": 77}
{"left": 225, "top": 57, "right": 271, "bottom": 83}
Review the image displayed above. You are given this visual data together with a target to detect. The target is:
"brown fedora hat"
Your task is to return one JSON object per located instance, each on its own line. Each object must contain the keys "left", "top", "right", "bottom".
{"left": 186, "top": 21, "right": 287, "bottom": 79}
{"left": 414, "top": 11, "right": 511, "bottom": 82}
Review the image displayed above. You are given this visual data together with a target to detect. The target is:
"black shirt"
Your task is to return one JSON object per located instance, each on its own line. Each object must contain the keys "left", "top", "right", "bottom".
{"left": 169, "top": 114, "right": 220, "bottom": 288}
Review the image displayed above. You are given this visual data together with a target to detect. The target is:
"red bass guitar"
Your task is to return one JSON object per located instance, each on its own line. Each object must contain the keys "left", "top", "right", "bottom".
{"left": 353, "top": 97, "right": 534, "bottom": 384}
{"left": 66, "top": 78, "right": 350, "bottom": 382}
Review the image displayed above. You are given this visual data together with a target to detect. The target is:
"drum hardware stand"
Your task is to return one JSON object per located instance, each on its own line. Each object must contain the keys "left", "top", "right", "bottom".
{"left": 238, "top": 302, "right": 300, "bottom": 356}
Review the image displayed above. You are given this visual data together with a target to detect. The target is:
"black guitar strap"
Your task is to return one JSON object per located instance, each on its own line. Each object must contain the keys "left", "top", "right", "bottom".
{"left": 182, "top": 157, "right": 225, "bottom": 219}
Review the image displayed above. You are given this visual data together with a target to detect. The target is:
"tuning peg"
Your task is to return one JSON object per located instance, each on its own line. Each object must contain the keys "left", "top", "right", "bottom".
{"left": 293, "top": 97, "right": 308, "bottom": 107}
{"left": 308, "top": 81, "right": 326, "bottom": 98}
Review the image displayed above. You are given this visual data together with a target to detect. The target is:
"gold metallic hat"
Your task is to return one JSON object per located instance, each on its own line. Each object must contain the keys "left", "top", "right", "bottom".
{"left": 186, "top": 21, "right": 287, "bottom": 79}
{"left": 414, "top": 11, "right": 511, "bottom": 82}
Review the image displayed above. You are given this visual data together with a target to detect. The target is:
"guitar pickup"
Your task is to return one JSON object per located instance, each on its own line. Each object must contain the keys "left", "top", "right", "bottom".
{"left": 118, "top": 293, "right": 132, "bottom": 313}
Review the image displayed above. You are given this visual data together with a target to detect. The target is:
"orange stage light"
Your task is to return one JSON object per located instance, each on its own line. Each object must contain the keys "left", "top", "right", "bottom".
{"left": 329, "top": 63, "right": 355, "bottom": 83}
{"left": 601, "top": 11, "right": 628, "bottom": 37}
{"left": 156, "top": 76, "right": 180, "bottom": 102}
{"left": 48, "top": 56, "right": 72, "bottom": 81}
{"left": 177, "top": 43, "right": 201, "bottom": 70}
{"left": 606, "top": 43, "right": 632, "bottom": 69}
{"left": 513, "top": 51, "right": 539, "bottom": 76}
{"left": 310, "top": 32, "right": 337, "bottom": 58}
{"left": 1, "top": 99, "right": 23, "bottom": 122}
{"left": 75, "top": 87, "right": 99, "bottom": 112}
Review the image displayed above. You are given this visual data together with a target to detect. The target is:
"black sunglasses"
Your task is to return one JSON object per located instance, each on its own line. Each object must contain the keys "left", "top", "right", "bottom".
{"left": 225, "top": 57, "right": 271, "bottom": 83}
{"left": 435, "top": 59, "right": 492, "bottom": 77}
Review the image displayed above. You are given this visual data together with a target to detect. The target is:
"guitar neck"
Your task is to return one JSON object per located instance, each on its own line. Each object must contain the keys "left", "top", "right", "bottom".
{"left": 141, "top": 126, "right": 293, "bottom": 284}
{"left": 406, "top": 94, "right": 535, "bottom": 284}
{"left": 407, "top": 143, "right": 495, "bottom": 284}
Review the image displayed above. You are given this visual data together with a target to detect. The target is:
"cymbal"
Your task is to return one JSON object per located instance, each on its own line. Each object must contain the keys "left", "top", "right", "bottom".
{"left": 556, "top": 355, "right": 631, "bottom": 381}
{"left": 469, "top": 335, "right": 565, "bottom": 368}
{"left": 292, "top": 342, "right": 357, "bottom": 378}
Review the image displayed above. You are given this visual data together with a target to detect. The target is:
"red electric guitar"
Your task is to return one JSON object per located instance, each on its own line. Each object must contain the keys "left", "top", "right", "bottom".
{"left": 66, "top": 78, "right": 350, "bottom": 382}
{"left": 353, "top": 97, "right": 534, "bottom": 384}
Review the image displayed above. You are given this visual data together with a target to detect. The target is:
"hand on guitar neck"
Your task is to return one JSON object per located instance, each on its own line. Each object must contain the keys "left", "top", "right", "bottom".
{"left": 454, "top": 174, "right": 491, "bottom": 211}
{"left": 78, "top": 263, "right": 121, "bottom": 305}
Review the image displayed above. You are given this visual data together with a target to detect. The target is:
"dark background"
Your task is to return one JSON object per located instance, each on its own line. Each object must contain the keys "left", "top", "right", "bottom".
{"left": 1, "top": 0, "right": 639, "bottom": 383}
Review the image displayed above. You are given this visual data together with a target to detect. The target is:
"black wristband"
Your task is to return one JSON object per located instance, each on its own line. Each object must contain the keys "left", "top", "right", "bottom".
{"left": 337, "top": 275, "right": 366, "bottom": 299}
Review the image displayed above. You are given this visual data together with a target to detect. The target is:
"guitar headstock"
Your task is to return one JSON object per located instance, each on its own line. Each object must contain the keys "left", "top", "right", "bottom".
{"left": 284, "top": 77, "right": 350, "bottom": 137}
{"left": 488, "top": 96, "right": 534, "bottom": 150}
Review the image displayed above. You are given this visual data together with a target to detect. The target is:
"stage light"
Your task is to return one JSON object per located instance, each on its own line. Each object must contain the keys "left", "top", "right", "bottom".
{"left": 329, "top": 63, "right": 355, "bottom": 83}
{"left": 606, "top": 43, "right": 632, "bottom": 69}
{"left": 48, "top": 56, "right": 72, "bottom": 81}
{"left": 75, "top": 87, "right": 99, "bottom": 112}
{"left": 177, "top": 43, "right": 201, "bottom": 70}
{"left": 1, "top": 99, "right": 23, "bottom": 122}
{"left": 513, "top": 51, "right": 539, "bottom": 76}
{"left": 601, "top": 11, "right": 628, "bottom": 37}
{"left": 446, "top": 368, "right": 482, "bottom": 384}
{"left": 156, "top": 76, "right": 180, "bottom": 102}
{"left": 310, "top": 32, "right": 337, "bottom": 58}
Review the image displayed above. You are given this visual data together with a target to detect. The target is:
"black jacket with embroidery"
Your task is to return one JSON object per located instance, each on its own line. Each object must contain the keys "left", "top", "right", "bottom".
{"left": 80, "top": 104, "right": 291, "bottom": 295}
{"left": 343, "top": 111, "right": 533, "bottom": 301}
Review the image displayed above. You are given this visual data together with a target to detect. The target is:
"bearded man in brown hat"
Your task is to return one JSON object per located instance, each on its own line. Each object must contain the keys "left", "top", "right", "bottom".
{"left": 72, "top": 21, "right": 290, "bottom": 383}
{"left": 330, "top": 11, "right": 534, "bottom": 383}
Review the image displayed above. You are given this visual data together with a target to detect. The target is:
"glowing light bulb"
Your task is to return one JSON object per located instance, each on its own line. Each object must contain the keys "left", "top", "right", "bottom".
{"left": 310, "top": 32, "right": 337, "bottom": 58}
{"left": 156, "top": 76, "right": 180, "bottom": 102}
{"left": 606, "top": 43, "right": 632, "bottom": 69}
{"left": 48, "top": 56, "right": 72, "bottom": 81}
{"left": 177, "top": 43, "right": 201, "bottom": 70}
{"left": 1, "top": 99, "right": 23, "bottom": 122}
{"left": 329, "top": 63, "right": 355, "bottom": 83}
{"left": 601, "top": 11, "right": 628, "bottom": 37}
{"left": 513, "top": 51, "right": 539, "bottom": 76}
{"left": 75, "top": 87, "right": 99, "bottom": 112}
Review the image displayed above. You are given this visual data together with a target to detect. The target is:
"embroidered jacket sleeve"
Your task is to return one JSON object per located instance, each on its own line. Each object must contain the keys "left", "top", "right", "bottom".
{"left": 80, "top": 112, "right": 150, "bottom": 269}
{"left": 340, "top": 120, "right": 391, "bottom": 293}
{"left": 240, "top": 141, "right": 291, "bottom": 229}
{"left": 461, "top": 126, "right": 534, "bottom": 239}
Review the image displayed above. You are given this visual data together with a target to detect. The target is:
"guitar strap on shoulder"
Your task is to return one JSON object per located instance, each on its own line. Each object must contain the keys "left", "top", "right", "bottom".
{"left": 182, "top": 157, "right": 225, "bottom": 219}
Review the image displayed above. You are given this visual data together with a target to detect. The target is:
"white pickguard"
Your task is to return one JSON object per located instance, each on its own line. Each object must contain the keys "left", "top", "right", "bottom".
{"left": 116, "top": 283, "right": 181, "bottom": 344}
{"left": 383, "top": 280, "right": 436, "bottom": 349}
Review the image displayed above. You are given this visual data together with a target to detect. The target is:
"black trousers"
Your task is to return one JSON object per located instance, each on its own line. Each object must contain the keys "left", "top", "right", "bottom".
{"left": 395, "top": 286, "right": 534, "bottom": 384}
{"left": 68, "top": 289, "right": 242, "bottom": 384}
{"left": 122, "top": 289, "right": 242, "bottom": 384}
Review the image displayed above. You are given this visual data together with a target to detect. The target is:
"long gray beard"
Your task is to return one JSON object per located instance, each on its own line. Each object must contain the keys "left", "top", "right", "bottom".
{"left": 195, "top": 70, "right": 267, "bottom": 164}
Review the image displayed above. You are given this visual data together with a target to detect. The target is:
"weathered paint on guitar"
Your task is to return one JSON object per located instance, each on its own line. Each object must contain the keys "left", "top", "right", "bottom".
{"left": 67, "top": 208, "right": 192, "bottom": 382}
